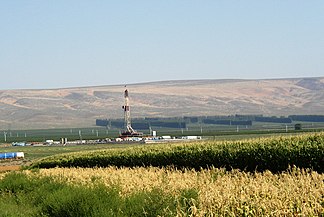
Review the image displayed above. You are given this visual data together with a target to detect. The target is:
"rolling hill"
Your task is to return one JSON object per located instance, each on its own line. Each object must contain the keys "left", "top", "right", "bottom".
{"left": 0, "top": 77, "right": 323, "bottom": 129}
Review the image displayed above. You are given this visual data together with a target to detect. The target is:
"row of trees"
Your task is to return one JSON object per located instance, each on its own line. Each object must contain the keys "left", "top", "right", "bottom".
{"left": 96, "top": 119, "right": 186, "bottom": 129}
{"left": 96, "top": 115, "right": 324, "bottom": 129}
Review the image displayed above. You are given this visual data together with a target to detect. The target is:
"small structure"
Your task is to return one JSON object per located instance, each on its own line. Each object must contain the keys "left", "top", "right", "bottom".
{"left": 12, "top": 142, "right": 27, "bottom": 147}
{"left": 161, "top": 135, "right": 172, "bottom": 140}
{"left": 45, "top": 140, "right": 54, "bottom": 145}
{"left": 183, "top": 136, "right": 202, "bottom": 140}
{"left": 60, "top": 138, "right": 68, "bottom": 145}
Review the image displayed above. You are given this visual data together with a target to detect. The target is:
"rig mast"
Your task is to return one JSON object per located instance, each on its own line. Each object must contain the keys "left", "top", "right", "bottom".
{"left": 121, "top": 88, "right": 142, "bottom": 137}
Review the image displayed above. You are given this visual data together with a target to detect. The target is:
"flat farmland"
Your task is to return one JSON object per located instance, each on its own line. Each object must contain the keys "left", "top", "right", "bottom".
{"left": 1, "top": 121, "right": 324, "bottom": 143}
{"left": 0, "top": 132, "right": 323, "bottom": 216}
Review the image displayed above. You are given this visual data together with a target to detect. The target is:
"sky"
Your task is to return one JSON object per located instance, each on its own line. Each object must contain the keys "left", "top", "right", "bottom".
{"left": 0, "top": 1, "right": 323, "bottom": 89}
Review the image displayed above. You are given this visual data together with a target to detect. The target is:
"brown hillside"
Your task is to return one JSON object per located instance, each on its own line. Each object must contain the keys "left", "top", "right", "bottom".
{"left": 0, "top": 77, "right": 323, "bottom": 129}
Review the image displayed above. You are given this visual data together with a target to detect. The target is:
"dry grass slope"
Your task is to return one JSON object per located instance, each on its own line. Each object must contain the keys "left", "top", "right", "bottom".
{"left": 0, "top": 77, "right": 323, "bottom": 129}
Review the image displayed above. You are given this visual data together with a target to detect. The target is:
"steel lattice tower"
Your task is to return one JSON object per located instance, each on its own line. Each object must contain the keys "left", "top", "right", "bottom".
{"left": 121, "top": 88, "right": 142, "bottom": 137}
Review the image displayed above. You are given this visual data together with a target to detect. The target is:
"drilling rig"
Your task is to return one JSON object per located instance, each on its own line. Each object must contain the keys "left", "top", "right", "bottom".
{"left": 121, "top": 87, "right": 143, "bottom": 137}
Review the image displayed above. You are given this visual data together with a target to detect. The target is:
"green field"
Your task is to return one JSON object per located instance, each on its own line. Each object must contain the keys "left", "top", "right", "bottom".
{"left": 0, "top": 143, "right": 145, "bottom": 163}
{"left": 1, "top": 121, "right": 324, "bottom": 143}
{"left": 30, "top": 133, "right": 324, "bottom": 173}
{"left": 0, "top": 132, "right": 323, "bottom": 216}
{"left": 0, "top": 131, "right": 321, "bottom": 164}
{"left": 2, "top": 114, "right": 324, "bottom": 216}
{"left": 0, "top": 127, "right": 119, "bottom": 143}
{"left": 0, "top": 130, "right": 323, "bottom": 167}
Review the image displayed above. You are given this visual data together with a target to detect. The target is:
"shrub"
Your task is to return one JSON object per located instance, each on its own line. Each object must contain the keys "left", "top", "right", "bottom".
{"left": 0, "top": 173, "right": 179, "bottom": 217}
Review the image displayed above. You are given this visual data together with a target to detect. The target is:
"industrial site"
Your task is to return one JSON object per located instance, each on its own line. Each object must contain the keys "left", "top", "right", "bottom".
{"left": 1, "top": 1, "right": 324, "bottom": 215}
{"left": 2, "top": 85, "right": 324, "bottom": 161}
{"left": 0, "top": 87, "right": 203, "bottom": 160}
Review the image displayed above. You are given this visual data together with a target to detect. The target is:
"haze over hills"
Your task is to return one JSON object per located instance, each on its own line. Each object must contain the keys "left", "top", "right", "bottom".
{"left": 0, "top": 77, "right": 323, "bottom": 129}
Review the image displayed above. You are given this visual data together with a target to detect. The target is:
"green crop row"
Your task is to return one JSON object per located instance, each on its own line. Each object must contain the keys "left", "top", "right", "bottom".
{"left": 31, "top": 133, "right": 324, "bottom": 172}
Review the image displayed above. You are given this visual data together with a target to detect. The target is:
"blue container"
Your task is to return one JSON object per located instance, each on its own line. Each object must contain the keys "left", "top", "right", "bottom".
{"left": 0, "top": 152, "right": 19, "bottom": 159}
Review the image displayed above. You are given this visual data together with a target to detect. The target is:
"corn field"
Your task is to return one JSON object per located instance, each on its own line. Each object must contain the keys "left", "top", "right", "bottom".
{"left": 31, "top": 133, "right": 324, "bottom": 173}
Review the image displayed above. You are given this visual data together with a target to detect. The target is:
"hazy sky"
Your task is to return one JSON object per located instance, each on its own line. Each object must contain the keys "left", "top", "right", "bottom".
{"left": 1, "top": 1, "right": 323, "bottom": 89}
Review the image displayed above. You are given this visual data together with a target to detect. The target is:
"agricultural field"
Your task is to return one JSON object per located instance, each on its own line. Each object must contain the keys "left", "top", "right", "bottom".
{"left": 0, "top": 127, "right": 119, "bottom": 143}
{"left": 0, "top": 143, "right": 142, "bottom": 163}
{"left": 0, "top": 132, "right": 323, "bottom": 216}
{"left": 17, "top": 166, "right": 323, "bottom": 216}
{"left": 1, "top": 121, "right": 324, "bottom": 143}
{"left": 30, "top": 133, "right": 324, "bottom": 173}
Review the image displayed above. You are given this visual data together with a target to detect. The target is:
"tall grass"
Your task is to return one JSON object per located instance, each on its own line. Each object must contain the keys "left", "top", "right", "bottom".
{"left": 0, "top": 172, "right": 197, "bottom": 217}
{"left": 20, "top": 167, "right": 324, "bottom": 216}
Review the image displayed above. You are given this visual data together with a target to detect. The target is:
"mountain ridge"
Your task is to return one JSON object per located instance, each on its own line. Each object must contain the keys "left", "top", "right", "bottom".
{"left": 0, "top": 77, "right": 323, "bottom": 129}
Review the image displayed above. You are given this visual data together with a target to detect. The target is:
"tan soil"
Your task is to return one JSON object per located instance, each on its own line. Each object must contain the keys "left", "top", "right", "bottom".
{"left": 0, "top": 160, "right": 30, "bottom": 172}
{"left": 0, "top": 165, "right": 21, "bottom": 172}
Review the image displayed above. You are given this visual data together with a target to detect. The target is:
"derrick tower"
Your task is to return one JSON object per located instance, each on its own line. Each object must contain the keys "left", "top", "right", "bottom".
{"left": 121, "top": 87, "right": 142, "bottom": 137}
